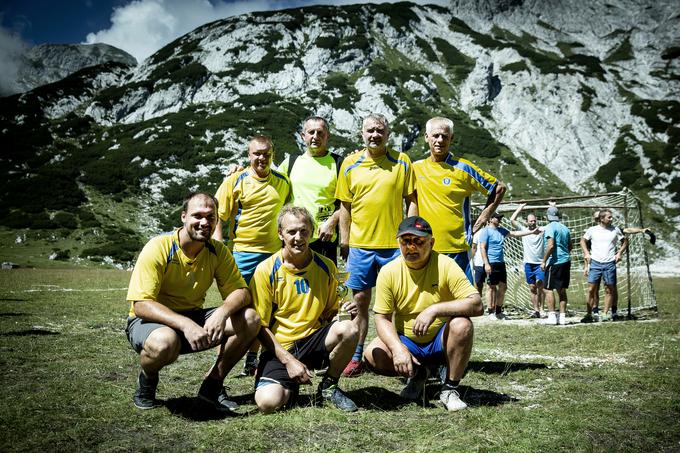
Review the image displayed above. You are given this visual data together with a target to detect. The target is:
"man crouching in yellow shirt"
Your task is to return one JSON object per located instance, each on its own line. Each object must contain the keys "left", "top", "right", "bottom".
{"left": 125, "top": 192, "right": 260, "bottom": 411}
{"left": 250, "top": 206, "right": 359, "bottom": 413}
{"left": 364, "top": 216, "right": 483, "bottom": 411}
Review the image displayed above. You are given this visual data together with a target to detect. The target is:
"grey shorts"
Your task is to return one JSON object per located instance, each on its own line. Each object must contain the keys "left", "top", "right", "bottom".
{"left": 126, "top": 307, "right": 217, "bottom": 354}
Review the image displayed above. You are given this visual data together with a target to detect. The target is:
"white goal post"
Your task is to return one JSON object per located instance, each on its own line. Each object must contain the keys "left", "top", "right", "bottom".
{"left": 472, "top": 189, "right": 657, "bottom": 317}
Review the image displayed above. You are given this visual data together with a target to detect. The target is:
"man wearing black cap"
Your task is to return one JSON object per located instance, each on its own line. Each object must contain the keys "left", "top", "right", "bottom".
{"left": 478, "top": 212, "right": 540, "bottom": 319}
{"left": 541, "top": 206, "right": 572, "bottom": 326}
{"left": 364, "top": 216, "right": 483, "bottom": 411}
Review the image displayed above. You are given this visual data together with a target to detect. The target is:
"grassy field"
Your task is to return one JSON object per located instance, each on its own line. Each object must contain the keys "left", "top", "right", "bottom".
{"left": 0, "top": 268, "right": 678, "bottom": 452}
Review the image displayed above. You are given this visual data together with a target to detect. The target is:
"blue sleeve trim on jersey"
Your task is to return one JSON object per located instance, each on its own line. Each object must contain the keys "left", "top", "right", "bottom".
{"left": 386, "top": 151, "right": 409, "bottom": 170}
{"left": 269, "top": 256, "right": 282, "bottom": 285}
{"left": 233, "top": 200, "right": 243, "bottom": 236}
{"left": 445, "top": 156, "right": 495, "bottom": 193}
{"left": 312, "top": 253, "right": 331, "bottom": 279}
{"left": 167, "top": 240, "right": 179, "bottom": 264}
{"left": 270, "top": 169, "right": 290, "bottom": 184}
{"left": 344, "top": 155, "right": 365, "bottom": 175}
{"left": 233, "top": 171, "right": 249, "bottom": 190}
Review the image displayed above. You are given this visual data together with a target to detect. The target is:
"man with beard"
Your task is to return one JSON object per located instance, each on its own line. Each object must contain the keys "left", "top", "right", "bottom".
{"left": 126, "top": 192, "right": 260, "bottom": 410}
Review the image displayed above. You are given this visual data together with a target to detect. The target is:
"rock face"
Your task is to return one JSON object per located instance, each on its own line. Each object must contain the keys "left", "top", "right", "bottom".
{"left": 0, "top": 1, "right": 677, "bottom": 266}
{"left": 12, "top": 43, "right": 137, "bottom": 95}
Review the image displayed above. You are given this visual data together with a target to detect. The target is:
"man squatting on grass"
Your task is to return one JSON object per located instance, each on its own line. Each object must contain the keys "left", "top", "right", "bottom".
{"left": 125, "top": 192, "right": 260, "bottom": 410}
{"left": 364, "top": 216, "right": 483, "bottom": 411}
{"left": 250, "top": 206, "right": 359, "bottom": 413}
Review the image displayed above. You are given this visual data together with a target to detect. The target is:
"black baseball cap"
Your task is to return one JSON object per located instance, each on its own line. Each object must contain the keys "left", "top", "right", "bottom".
{"left": 492, "top": 212, "right": 504, "bottom": 220}
{"left": 397, "top": 216, "right": 433, "bottom": 237}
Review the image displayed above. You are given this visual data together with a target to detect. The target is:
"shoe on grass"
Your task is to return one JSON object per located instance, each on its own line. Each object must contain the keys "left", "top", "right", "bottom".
{"left": 400, "top": 366, "right": 429, "bottom": 402}
{"left": 319, "top": 385, "right": 357, "bottom": 412}
{"left": 134, "top": 371, "right": 161, "bottom": 410}
{"left": 530, "top": 311, "right": 540, "bottom": 319}
{"left": 197, "top": 378, "right": 238, "bottom": 411}
{"left": 488, "top": 313, "right": 497, "bottom": 321}
{"left": 342, "top": 359, "right": 364, "bottom": 378}
{"left": 558, "top": 313, "right": 566, "bottom": 325}
{"left": 439, "top": 387, "right": 467, "bottom": 412}
{"left": 541, "top": 313, "right": 557, "bottom": 325}
{"left": 580, "top": 314, "right": 594, "bottom": 323}
{"left": 238, "top": 357, "right": 258, "bottom": 377}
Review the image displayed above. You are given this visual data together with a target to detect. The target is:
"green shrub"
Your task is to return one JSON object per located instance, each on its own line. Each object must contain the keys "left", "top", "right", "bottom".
{"left": 52, "top": 211, "right": 78, "bottom": 229}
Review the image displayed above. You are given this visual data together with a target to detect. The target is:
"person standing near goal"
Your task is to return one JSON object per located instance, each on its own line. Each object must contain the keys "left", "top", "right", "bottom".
{"left": 580, "top": 209, "right": 628, "bottom": 322}
{"left": 540, "top": 206, "right": 572, "bottom": 326}
{"left": 510, "top": 203, "right": 545, "bottom": 319}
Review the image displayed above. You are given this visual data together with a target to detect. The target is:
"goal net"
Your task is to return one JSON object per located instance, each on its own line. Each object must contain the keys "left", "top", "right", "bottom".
{"left": 473, "top": 189, "right": 657, "bottom": 317}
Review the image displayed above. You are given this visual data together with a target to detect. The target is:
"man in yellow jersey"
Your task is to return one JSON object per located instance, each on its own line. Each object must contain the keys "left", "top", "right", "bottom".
{"left": 125, "top": 192, "right": 260, "bottom": 411}
{"left": 413, "top": 117, "right": 506, "bottom": 283}
{"left": 214, "top": 136, "right": 292, "bottom": 375}
{"left": 251, "top": 206, "right": 359, "bottom": 413}
{"left": 278, "top": 116, "right": 343, "bottom": 263}
{"left": 336, "top": 113, "right": 418, "bottom": 377}
{"left": 364, "top": 216, "right": 483, "bottom": 411}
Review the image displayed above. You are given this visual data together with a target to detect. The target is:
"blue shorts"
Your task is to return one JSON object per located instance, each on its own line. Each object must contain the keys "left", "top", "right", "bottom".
{"left": 398, "top": 324, "right": 446, "bottom": 365}
{"left": 346, "top": 247, "right": 400, "bottom": 290}
{"left": 588, "top": 259, "right": 617, "bottom": 286}
{"left": 473, "top": 266, "right": 486, "bottom": 286}
{"left": 234, "top": 251, "right": 272, "bottom": 284}
{"left": 445, "top": 251, "right": 473, "bottom": 284}
{"left": 524, "top": 263, "right": 545, "bottom": 285}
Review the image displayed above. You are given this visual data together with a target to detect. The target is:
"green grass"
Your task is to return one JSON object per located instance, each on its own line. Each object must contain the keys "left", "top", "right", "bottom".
{"left": 0, "top": 269, "right": 678, "bottom": 451}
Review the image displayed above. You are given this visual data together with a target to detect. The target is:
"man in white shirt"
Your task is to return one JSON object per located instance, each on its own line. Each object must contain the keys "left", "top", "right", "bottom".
{"left": 580, "top": 209, "right": 628, "bottom": 322}
{"left": 510, "top": 204, "right": 545, "bottom": 318}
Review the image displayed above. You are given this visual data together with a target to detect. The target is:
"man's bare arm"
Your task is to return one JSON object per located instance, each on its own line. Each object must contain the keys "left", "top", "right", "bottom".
{"left": 405, "top": 192, "right": 418, "bottom": 217}
{"left": 473, "top": 182, "right": 507, "bottom": 233}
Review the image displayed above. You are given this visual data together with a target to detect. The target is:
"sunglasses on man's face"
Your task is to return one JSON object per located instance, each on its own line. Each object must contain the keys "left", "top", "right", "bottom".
{"left": 399, "top": 236, "right": 428, "bottom": 247}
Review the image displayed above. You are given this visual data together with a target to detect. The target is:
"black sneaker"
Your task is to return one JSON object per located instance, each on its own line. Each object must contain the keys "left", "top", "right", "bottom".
{"left": 238, "top": 358, "right": 258, "bottom": 377}
{"left": 530, "top": 311, "right": 540, "bottom": 319}
{"left": 133, "top": 371, "right": 161, "bottom": 410}
{"left": 319, "top": 385, "right": 357, "bottom": 412}
{"left": 198, "top": 379, "right": 238, "bottom": 412}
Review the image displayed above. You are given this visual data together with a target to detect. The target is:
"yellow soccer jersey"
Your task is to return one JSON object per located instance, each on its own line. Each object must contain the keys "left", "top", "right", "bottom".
{"left": 126, "top": 229, "right": 247, "bottom": 316}
{"left": 414, "top": 155, "right": 497, "bottom": 253}
{"left": 215, "top": 168, "right": 292, "bottom": 253}
{"left": 335, "top": 148, "right": 416, "bottom": 248}
{"left": 374, "top": 251, "right": 478, "bottom": 343}
{"left": 250, "top": 251, "right": 339, "bottom": 350}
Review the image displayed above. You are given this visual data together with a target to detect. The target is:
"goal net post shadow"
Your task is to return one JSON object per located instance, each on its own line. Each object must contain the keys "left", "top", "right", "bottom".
{"left": 471, "top": 188, "right": 657, "bottom": 318}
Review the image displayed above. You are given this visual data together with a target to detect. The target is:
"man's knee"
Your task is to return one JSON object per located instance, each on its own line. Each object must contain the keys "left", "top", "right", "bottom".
{"left": 529, "top": 284, "right": 537, "bottom": 294}
{"left": 604, "top": 285, "right": 616, "bottom": 295}
{"left": 234, "top": 307, "right": 261, "bottom": 336}
{"left": 335, "top": 320, "right": 359, "bottom": 343}
{"left": 363, "top": 340, "right": 392, "bottom": 374}
{"left": 255, "top": 386, "right": 288, "bottom": 414}
{"left": 447, "top": 317, "right": 474, "bottom": 343}
{"left": 143, "top": 327, "right": 181, "bottom": 361}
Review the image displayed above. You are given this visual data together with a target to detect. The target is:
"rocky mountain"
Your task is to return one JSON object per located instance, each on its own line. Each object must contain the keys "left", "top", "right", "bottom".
{"left": 4, "top": 43, "right": 137, "bottom": 96}
{"left": 0, "top": 1, "right": 677, "bottom": 270}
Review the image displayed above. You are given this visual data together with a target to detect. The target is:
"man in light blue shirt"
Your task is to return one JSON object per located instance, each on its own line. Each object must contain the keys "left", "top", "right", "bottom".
{"left": 540, "top": 206, "right": 572, "bottom": 325}
{"left": 479, "top": 213, "right": 539, "bottom": 320}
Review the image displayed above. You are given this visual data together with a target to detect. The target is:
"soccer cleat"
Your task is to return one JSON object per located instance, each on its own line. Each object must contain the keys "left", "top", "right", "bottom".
{"left": 400, "top": 366, "right": 429, "bottom": 403}
{"left": 580, "top": 314, "right": 594, "bottom": 323}
{"left": 495, "top": 312, "right": 506, "bottom": 320}
{"left": 133, "top": 371, "right": 161, "bottom": 410}
{"left": 558, "top": 313, "right": 567, "bottom": 325}
{"left": 592, "top": 312, "right": 600, "bottom": 322}
{"left": 319, "top": 385, "right": 358, "bottom": 412}
{"left": 197, "top": 379, "right": 238, "bottom": 412}
{"left": 541, "top": 313, "right": 557, "bottom": 325}
{"left": 530, "top": 311, "right": 540, "bottom": 319}
{"left": 439, "top": 387, "right": 467, "bottom": 412}
{"left": 600, "top": 313, "right": 610, "bottom": 322}
{"left": 488, "top": 313, "right": 497, "bottom": 321}
{"left": 341, "top": 359, "right": 364, "bottom": 377}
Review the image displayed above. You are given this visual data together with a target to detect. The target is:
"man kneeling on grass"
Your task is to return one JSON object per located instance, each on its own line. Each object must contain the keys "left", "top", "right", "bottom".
{"left": 251, "top": 205, "right": 359, "bottom": 413}
{"left": 125, "top": 192, "right": 260, "bottom": 410}
{"left": 364, "top": 216, "right": 483, "bottom": 411}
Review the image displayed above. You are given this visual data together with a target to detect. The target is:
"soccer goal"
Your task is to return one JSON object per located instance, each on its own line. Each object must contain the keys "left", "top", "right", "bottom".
{"left": 473, "top": 189, "right": 657, "bottom": 317}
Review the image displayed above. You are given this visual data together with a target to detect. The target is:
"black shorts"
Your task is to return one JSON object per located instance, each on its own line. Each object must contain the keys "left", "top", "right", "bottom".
{"left": 545, "top": 261, "right": 571, "bottom": 290}
{"left": 474, "top": 266, "right": 486, "bottom": 286}
{"left": 309, "top": 238, "right": 338, "bottom": 265}
{"left": 486, "top": 262, "right": 507, "bottom": 285}
{"left": 255, "top": 323, "right": 334, "bottom": 391}
{"left": 126, "top": 308, "right": 217, "bottom": 354}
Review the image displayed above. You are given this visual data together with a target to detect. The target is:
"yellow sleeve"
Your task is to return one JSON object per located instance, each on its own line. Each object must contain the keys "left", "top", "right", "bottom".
{"left": 334, "top": 159, "right": 353, "bottom": 203}
{"left": 462, "top": 159, "right": 498, "bottom": 195}
{"left": 214, "top": 244, "right": 247, "bottom": 299}
{"left": 126, "top": 239, "right": 165, "bottom": 302}
{"left": 215, "top": 173, "right": 238, "bottom": 222}
{"left": 402, "top": 154, "right": 416, "bottom": 197}
{"left": 250, "top": 260, "right": 274, "bottom": 327}
{"left": 373, "top": 267, "right": 395, "bottom": 314}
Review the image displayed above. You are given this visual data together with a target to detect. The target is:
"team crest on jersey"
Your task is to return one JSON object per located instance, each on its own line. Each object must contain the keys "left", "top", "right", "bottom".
{"left": 442, "top": 177, "right": 451, "bottom": 186}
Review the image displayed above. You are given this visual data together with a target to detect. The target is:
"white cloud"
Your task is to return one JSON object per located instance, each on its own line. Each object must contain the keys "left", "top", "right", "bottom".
{"left": 0, "top": 25, "right": 29, "bottom": 96}
{"left": 85, "top": 0, "right": 449, "bottom": 63}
